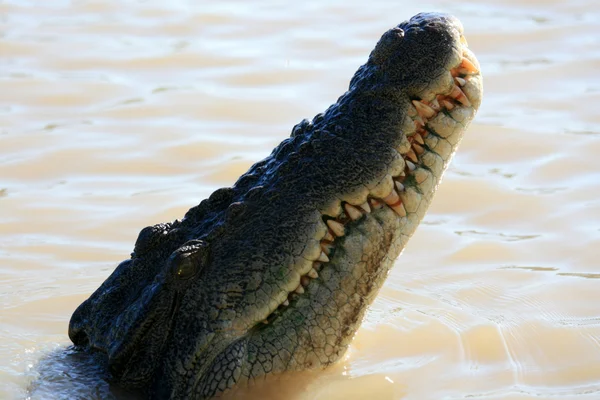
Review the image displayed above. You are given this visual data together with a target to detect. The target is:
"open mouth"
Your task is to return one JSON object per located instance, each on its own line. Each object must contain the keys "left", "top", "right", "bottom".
{"left": 257, "top": 48, "right": 481, "bottom": 327}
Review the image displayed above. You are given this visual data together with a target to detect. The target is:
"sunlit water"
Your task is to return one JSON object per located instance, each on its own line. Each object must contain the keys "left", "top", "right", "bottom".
{"left": 1, "top": 1, "right": 600, "bottom": 399}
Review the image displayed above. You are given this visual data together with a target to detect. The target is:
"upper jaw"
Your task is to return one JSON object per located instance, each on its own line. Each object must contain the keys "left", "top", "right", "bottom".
{"left": 245, "top": 36, "right": 483, "bottom": 331}
{"left": 234, "top": 40, "right": 483, "bottom": 383}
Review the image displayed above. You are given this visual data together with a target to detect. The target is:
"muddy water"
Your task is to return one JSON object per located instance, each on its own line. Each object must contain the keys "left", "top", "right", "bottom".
{"left": 1, "top": 1, "right": 599, "bottom": 399}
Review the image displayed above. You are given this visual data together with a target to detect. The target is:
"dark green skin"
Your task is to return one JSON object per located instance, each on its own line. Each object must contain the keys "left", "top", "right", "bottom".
{"left": 69, "top": 12, "right": 482, "bottom": 399}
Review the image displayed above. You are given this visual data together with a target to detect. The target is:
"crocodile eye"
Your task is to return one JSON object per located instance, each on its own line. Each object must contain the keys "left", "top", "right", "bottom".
{"left": 175, "top": 255, "right": 197, "bottom": 280}
{"left": 169, "top": 239, "right": 210, "bottom": 281}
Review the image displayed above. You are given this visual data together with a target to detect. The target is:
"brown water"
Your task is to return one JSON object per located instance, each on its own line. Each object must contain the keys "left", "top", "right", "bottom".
{"left": 2, "top": 1, "right": 600, "bottom": 399}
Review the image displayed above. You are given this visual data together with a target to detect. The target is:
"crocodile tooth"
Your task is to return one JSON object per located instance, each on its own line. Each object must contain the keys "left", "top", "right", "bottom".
{"left": 383, "top": 189, "right": 400, "bottom": 205}
{"left": 326, "top": 219, "right": 345, "bottom": 237}
{"left": 406, "top": 160, "right": 416, "bottom": 171}
{"left": 413, "top": 133, "right": 424, "bottom": 145}
{"left": 460, "top": 57, "right": 479, "bottom": 74}
{"left": 323, "top": 231, "right": 334, "bottom": 242}
{"left": 359, "top": 201, "right": 371, "bottom": 213}
{"left": 382, "top": 190, "right": 406, "bottom": 217}
{"left": 320, "top": 241, "right": 334, "bottom": 255}
{"left": 307, "top": 268, "right": 319, "bottom": 279}
{"left": 412, "top": 100, "right": 436, "bottom": 119}
{"left": 318, "top": 251, "right": 330, "bottom": 263}
{"left": 282, "top": 299, "right": 290, "bottom": 306}
{"left": 412, "top": 142, "right": 424, "bottom": 155}
{"left": 455, "top": 77, "right": 466, "bottom": 87}
{"left": 450, "top": 85, "right": 471, "bottom": 107}
{"left": 395, "top": 181, "right": 405, "bottom": 192}
{"left": 390, "top": 202, "right": 406, "bottom": 217}
{"left": 369, "top": 198, "right": 383, "bottom": 209}
{"left": 295, "top": 285, "right": 305, "bottom": 294}
{"left": 301, "top": 276, "right": 310, "bottom": 287}
{"left": 344, "top": 203, "right": 363, "bottom": 221}
{"left": 391, "top": 200, "right": 407, "bottom": 217}
{"left": 405, "top": 149, "right": 418, "bottom": 163}
{"left": 430, "top": 98, "right": 440, "bottom": 111}
{"left": 262, "top": 320, "right": 269, "bottom": 324}
{"left": 442, "top": 99, "right": 455, "bottom": 110}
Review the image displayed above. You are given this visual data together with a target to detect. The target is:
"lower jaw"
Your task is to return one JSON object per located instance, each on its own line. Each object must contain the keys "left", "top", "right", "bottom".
{"left": 245, "top": 205, "right": 412, "bottom": 374}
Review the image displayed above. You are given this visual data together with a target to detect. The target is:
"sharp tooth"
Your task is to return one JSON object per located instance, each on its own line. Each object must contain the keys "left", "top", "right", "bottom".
{"left": 301, "top": 276, "right": 310, "bottom": 287}
{"left": 359, "top": 201, "right": 371, "bottom": 213}
{"left": 412, "top": 142, "right": 425, "bottom": 155}
{"left": 382, "top": 190, "right": 406, "bottom": 217}
{"left": 320, "top": 241, "right": 334, "bottom": 255}
{"left": 295, "top": 285, "right": 305, "bottom": 294}
{"left": 412, "top": 100, "right": 436, "bottom": 119}
{"left": 406, "top": 160, "right": 416, "bottom": 171}
{"left": 450, "top": 85, "right": 471, "bottom": 107}
{"left": 383, "top": 189, "right": 400, "bottom": 205}
{"left": 307, "top": 268, "right": 318, "bottom": 279}
{"left": 391, "top": 201, "right": 407, "bottom": 217}
{"left": 405, "top": 149, "right": 418, "bottom": 163}
{"left": 262, "top": 320, "right": 269, "bottom": 324}
{"left": 326, "top": 219, "right": 345, "bottom": 237}
{"left": 430, "top": 98, "right": 440, "bottom": 110}
{"left": 344, "top": 203, "right": 363, "bottom": 221}
{"left": 455, "top": 77, "right": 466, "bottom": 87}
{"left": 369, "top": 198, "right": 383, "bottom": 209}
{"left": 395, "top": 181, "right": 405, "bottom": 192}
{"left": 283, "top": 299, "right": 290, "bottom": 306}
{"left": 460, "top": 57, "right": 479, "bottom": 74}
{"left": 323, "top": 231, "right": 334, "bottom": 242}
{"left": 442, "top": 99, "right": 455, "bottom": 110}
{"left": 318, "top": 251, "right": 330, "bottom": 263}
{"left": 413, "top": 133, "right": 424, "bottom": 145}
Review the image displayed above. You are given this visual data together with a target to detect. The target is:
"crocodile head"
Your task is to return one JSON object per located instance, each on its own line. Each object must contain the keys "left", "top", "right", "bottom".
{"left": 69, "top": 12, "right": 482, "bottom": 399}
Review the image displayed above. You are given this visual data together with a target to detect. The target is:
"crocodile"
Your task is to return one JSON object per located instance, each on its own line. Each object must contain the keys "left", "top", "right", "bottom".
{"left": 68, "top": 12, "right": 483, "bottom": 399}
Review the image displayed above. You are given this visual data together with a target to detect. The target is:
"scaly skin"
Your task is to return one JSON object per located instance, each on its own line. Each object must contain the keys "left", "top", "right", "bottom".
{"left": 68, "top": 12, "right": 483, "bottom": 399}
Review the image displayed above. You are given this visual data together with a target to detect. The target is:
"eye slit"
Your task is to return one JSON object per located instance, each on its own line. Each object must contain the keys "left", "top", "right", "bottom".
{"left": 175, "top": 254, "right": 197, "bottom": 280}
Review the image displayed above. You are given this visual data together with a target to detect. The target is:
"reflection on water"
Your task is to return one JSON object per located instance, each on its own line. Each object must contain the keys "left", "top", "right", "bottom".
{"left": 2, "top": 0, "right": 600, "bottom": 399}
